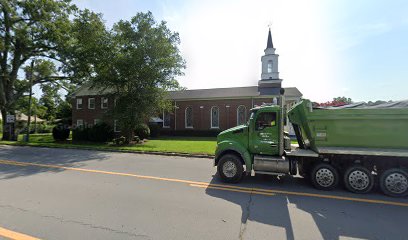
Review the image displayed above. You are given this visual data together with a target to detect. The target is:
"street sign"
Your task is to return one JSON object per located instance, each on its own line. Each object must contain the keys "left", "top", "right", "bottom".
{"left": 6, "top": 115, "right": 15, "bottom": 123}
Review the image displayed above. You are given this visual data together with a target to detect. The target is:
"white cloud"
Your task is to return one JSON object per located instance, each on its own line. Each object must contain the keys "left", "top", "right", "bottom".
{"left": 162, "top": 0, "right": 343, "bottom": 102}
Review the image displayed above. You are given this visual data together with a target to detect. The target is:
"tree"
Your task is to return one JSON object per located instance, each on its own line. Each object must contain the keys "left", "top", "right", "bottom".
{"left": 91, "top": 12, "right": 185, "bottom": 143}
{"left": 0, "top": 0, "right": 108, "bottom": 140}
{"left": 316, "top": 97, "right": 353, "bottom": 107}
{"left": 55, "top": 100, "right": 72, "bottom": 123}
{"left": 14, "top": 95, "right": 47, "bottom": 119}
{"left": 333, "top": 97, "right": 353, "bottom": 105}
{"left": 39, "top": 83, "right": 60, "bottom": 121}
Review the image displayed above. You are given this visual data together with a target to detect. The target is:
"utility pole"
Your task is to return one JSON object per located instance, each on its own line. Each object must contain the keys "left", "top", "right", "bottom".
{"left": 25, "top": 60, "right": 34, "bottom": 142}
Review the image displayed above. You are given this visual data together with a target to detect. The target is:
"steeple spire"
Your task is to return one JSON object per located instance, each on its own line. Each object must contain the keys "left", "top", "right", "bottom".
{"left": 266, "top": 28, "right": 273, "bottom": 49}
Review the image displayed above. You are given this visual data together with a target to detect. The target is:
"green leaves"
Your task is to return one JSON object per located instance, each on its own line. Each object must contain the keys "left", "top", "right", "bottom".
{"left": 90, "top": 11, "right": 185, "bottom": 141}
{"left": 1, "top": 1, "right": 185, "bottom": 142}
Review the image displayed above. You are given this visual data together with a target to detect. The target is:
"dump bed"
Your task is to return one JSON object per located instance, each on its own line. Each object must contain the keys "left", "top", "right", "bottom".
{"left": 288, "top": 99, "right": 408, "bottom": 152}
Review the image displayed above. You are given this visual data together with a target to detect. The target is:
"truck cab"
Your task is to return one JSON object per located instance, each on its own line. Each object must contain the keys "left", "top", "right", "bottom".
{"left": 215, "top": 104, "right": 296, "bottom": 183}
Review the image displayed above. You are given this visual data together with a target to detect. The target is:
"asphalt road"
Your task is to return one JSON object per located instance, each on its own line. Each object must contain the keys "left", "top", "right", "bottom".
{"left": 0, "top": 145, "right": 407, "bottom": 240}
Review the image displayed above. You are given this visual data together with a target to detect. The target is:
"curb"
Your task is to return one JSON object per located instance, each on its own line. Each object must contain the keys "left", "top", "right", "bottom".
{"left": 0, "top": 143, "right": 214, "bottom": 159}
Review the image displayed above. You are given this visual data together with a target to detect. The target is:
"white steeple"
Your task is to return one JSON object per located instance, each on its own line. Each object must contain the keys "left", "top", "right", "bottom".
{"left": 261, "top": 28, "right": 279, "bottom": 80}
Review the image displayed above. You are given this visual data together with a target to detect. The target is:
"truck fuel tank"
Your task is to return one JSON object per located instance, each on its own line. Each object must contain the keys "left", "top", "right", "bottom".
{"left": 253, "top": 155, "right": 297, "bottom": 175}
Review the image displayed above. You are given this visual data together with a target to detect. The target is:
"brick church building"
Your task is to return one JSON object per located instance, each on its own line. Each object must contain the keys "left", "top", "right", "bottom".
{"left": 71, "top": 29, "right": 302, "bottom": 135}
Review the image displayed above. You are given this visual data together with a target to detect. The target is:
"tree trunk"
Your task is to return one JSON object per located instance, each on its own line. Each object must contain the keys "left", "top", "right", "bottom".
{"left": 124, "top": 128, "right": 134, "bottom": 144}
{"left": 1, "top": 109, "right": 6, "bottom": 140}
{"left": 1, "top": 107, "right": 17, "bottom": 141}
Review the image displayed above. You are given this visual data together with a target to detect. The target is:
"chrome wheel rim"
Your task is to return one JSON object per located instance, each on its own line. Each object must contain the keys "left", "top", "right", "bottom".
{"left": 348, "top": 170, "right": 370, "bottom": 191}
{"left": 222, "top": 161, "right": 237, "bottom": 178}
{"left": 385, "top": 172, "right": 408, "bottom": 194}
{"left": 315, "top": 168, "right": 335, "bottom": 187}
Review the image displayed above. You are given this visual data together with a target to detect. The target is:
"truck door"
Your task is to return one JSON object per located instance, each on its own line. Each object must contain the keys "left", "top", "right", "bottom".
{"left": 250, "top": 110, "right": 280, "bottom": 156}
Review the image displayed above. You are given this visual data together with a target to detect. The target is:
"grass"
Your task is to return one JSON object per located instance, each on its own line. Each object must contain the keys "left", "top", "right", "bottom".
{"left": 0, "top": 133, "right": 217, "bottom": 155}
{"left": 0, "top": 133, "right": 298, "bottom": 156}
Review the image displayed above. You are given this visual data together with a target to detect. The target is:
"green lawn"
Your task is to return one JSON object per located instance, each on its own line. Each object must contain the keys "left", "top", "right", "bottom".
{"left": 0, "top": 133, "right": 217, "bottom": 155}
{"left": 0, "top": 133, "right": 298, "bottom": 156}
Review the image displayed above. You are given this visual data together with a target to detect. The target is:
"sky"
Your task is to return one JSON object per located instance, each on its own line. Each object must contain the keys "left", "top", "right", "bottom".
{"left": 70, "top": 0, "right": 408, "bottom": 102}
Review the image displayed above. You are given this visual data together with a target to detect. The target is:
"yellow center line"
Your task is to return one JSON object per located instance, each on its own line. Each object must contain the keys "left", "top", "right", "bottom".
{"left": 0, "top": 226, "right": 41, "bottom": 240}
{"left": 189, "top": 184, "right": 276, "bottom": 196}
{"left": 1, "top": 159, "right": 408, "bottom": 207}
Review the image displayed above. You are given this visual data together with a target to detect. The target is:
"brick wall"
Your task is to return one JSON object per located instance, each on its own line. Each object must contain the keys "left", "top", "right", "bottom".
{"left": 167, "top": 98, "right": 275, "bottom": 131}
{"left": 72, "top": 95, "right": 276, "bottom": 133}
{"left": 71, "top": 95, "right": 115, "bottom": 128}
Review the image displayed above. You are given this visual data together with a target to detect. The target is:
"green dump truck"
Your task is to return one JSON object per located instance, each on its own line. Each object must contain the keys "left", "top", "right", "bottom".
{"left": 214, "top": 96, "right": 408, "bottom": 197}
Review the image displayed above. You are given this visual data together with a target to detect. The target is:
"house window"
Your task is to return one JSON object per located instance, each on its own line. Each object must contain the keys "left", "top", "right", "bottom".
{"left": 267, "top": 60, "right": 273, "bottom": 73}
{"left": 163, "top": 111, "right": 170, "bottom": 128}
{"left": 185, "top": 107, "right": 193, "bottom": 128}
{"left": 76, "top": 119, "right": 83, "bottom": 127}
{"left": 114, "top": 120, "right": 120, "bottom": 132}
{"left": 76, "top": 98, "right": 83, "bottom": 109}
{"left": 88, "top": 98, "right": 95, "bottom": 109}
{"left": 237, "top": 105, "right": 247, "bottom": 125}
{"left": 211, "top": 106, "right": 219, "bottom": 128}
{"left": 101, "top": 97, "right": 108, "bottom": 109}
{"left": 94, "top": 119, "right": 101, "bottom": 125}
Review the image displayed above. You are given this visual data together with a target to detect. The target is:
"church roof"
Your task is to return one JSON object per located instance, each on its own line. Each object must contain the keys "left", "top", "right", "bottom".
{"left": 168, "top": 86, "right": 302, "bottom": 100}
{"left": 267, "top": 28, "right": 273, "bottom": 48}
{"left": 72, "top": 84, "right": 302, "bottom": 100}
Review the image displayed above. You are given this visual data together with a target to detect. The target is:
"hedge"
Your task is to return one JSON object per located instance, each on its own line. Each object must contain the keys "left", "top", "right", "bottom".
{"left": 135, "top": 123, "right": 150, "bottom": 139}
{"left": 73, "top": 123, "right": 114, "bottom": 142}
{"left": 52, "top": 125, "right": 70, "bottom": 141}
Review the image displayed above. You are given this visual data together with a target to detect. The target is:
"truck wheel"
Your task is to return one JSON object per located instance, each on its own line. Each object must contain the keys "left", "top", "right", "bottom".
{"left": 344, "top": 165, "right": 374, "bottom": 194}
{"left": 380, "top": 168, "right": 408, "bottom": 197}
{"left": 217, "top": 154, "right": 244, "bottom": 183}
{"left": 311, "top": 163, "right": 339, "bottom": 190}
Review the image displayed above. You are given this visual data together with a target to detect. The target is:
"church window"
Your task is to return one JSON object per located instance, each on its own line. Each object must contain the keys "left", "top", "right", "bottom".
{"left": 237, "top": 105, "right": 247, "bottom": 125}
{"left": 211, "top": 106, "right": 219, "bottom": 128}
{"left": 114, "top": 120, "right": 120, "bottom": 132}
{"left": 163, "top": 111, "right": 171, "bottom": 128}
{"left": 267, "top": 60, "right": 273, "bottom": 73}
{"left": 101, "top": 97, "right": 108, "bottom": 109}
{"left": 185, "top": 107, "right": 193, "bottom": 128}
{"left": 88, "top": 98, "right": 95, "bottom": 109}
{"left": 76, "top": 98, "right": 83, "bottom": 109}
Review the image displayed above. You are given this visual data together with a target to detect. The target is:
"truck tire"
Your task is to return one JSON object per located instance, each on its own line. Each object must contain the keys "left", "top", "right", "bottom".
{"left": 343, "top": 165, "right": 374, "bottom": 194}
{"left": 217, "top": 154, "right": 244, "bottom": 183}
{"left": 380, "top": 168, "right": 408, "bottom": 197}
{"left": 311, "top": 163, "right": 339, "bottom": 191}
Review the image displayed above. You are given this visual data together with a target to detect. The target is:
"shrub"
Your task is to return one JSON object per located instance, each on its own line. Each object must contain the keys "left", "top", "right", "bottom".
{"left": 52, "top": 125, "right": 70, "bottom": 141}
{"left": 73, "top": 122, "right": 114, "bottom": 142}
{"left": 134, "top": 123, "right": 150, "bottom": 139}
{"left": 87, "top": 123, "right": 114, "bottom": 142}
{"left": 132, "top": 135, "right": 140, "bottom": 143}
{"left": 37, "top": 124, "right": 54, "bottom": 133}
{"left": 114, "top": 136, "right": 126, "bottom": 145}
{"left": 148, "top": 123, "right": 161, "bottom": 138}
{"left": 72, "top": 127, "right": 89, "bottom": 141}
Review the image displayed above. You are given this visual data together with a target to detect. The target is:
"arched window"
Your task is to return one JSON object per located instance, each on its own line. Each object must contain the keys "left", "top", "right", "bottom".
{"left": 267, "top": 60, "right": 273, "bottom": 73}
{"left": 163, "top": 111, "right": 171, "bottom": 128}
{"left": 237, "top": 105, "right": 247, "bottom": 125}
{"left": 185, "top": 107, "right": 193, "bottom": 128}
{"left": 211, "top": 106, "right": 219, "bottom": 128}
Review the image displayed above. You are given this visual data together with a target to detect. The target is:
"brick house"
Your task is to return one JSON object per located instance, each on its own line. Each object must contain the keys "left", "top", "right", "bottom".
{"left": 71, "top": 29, "right": 302, "bottom": 135}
